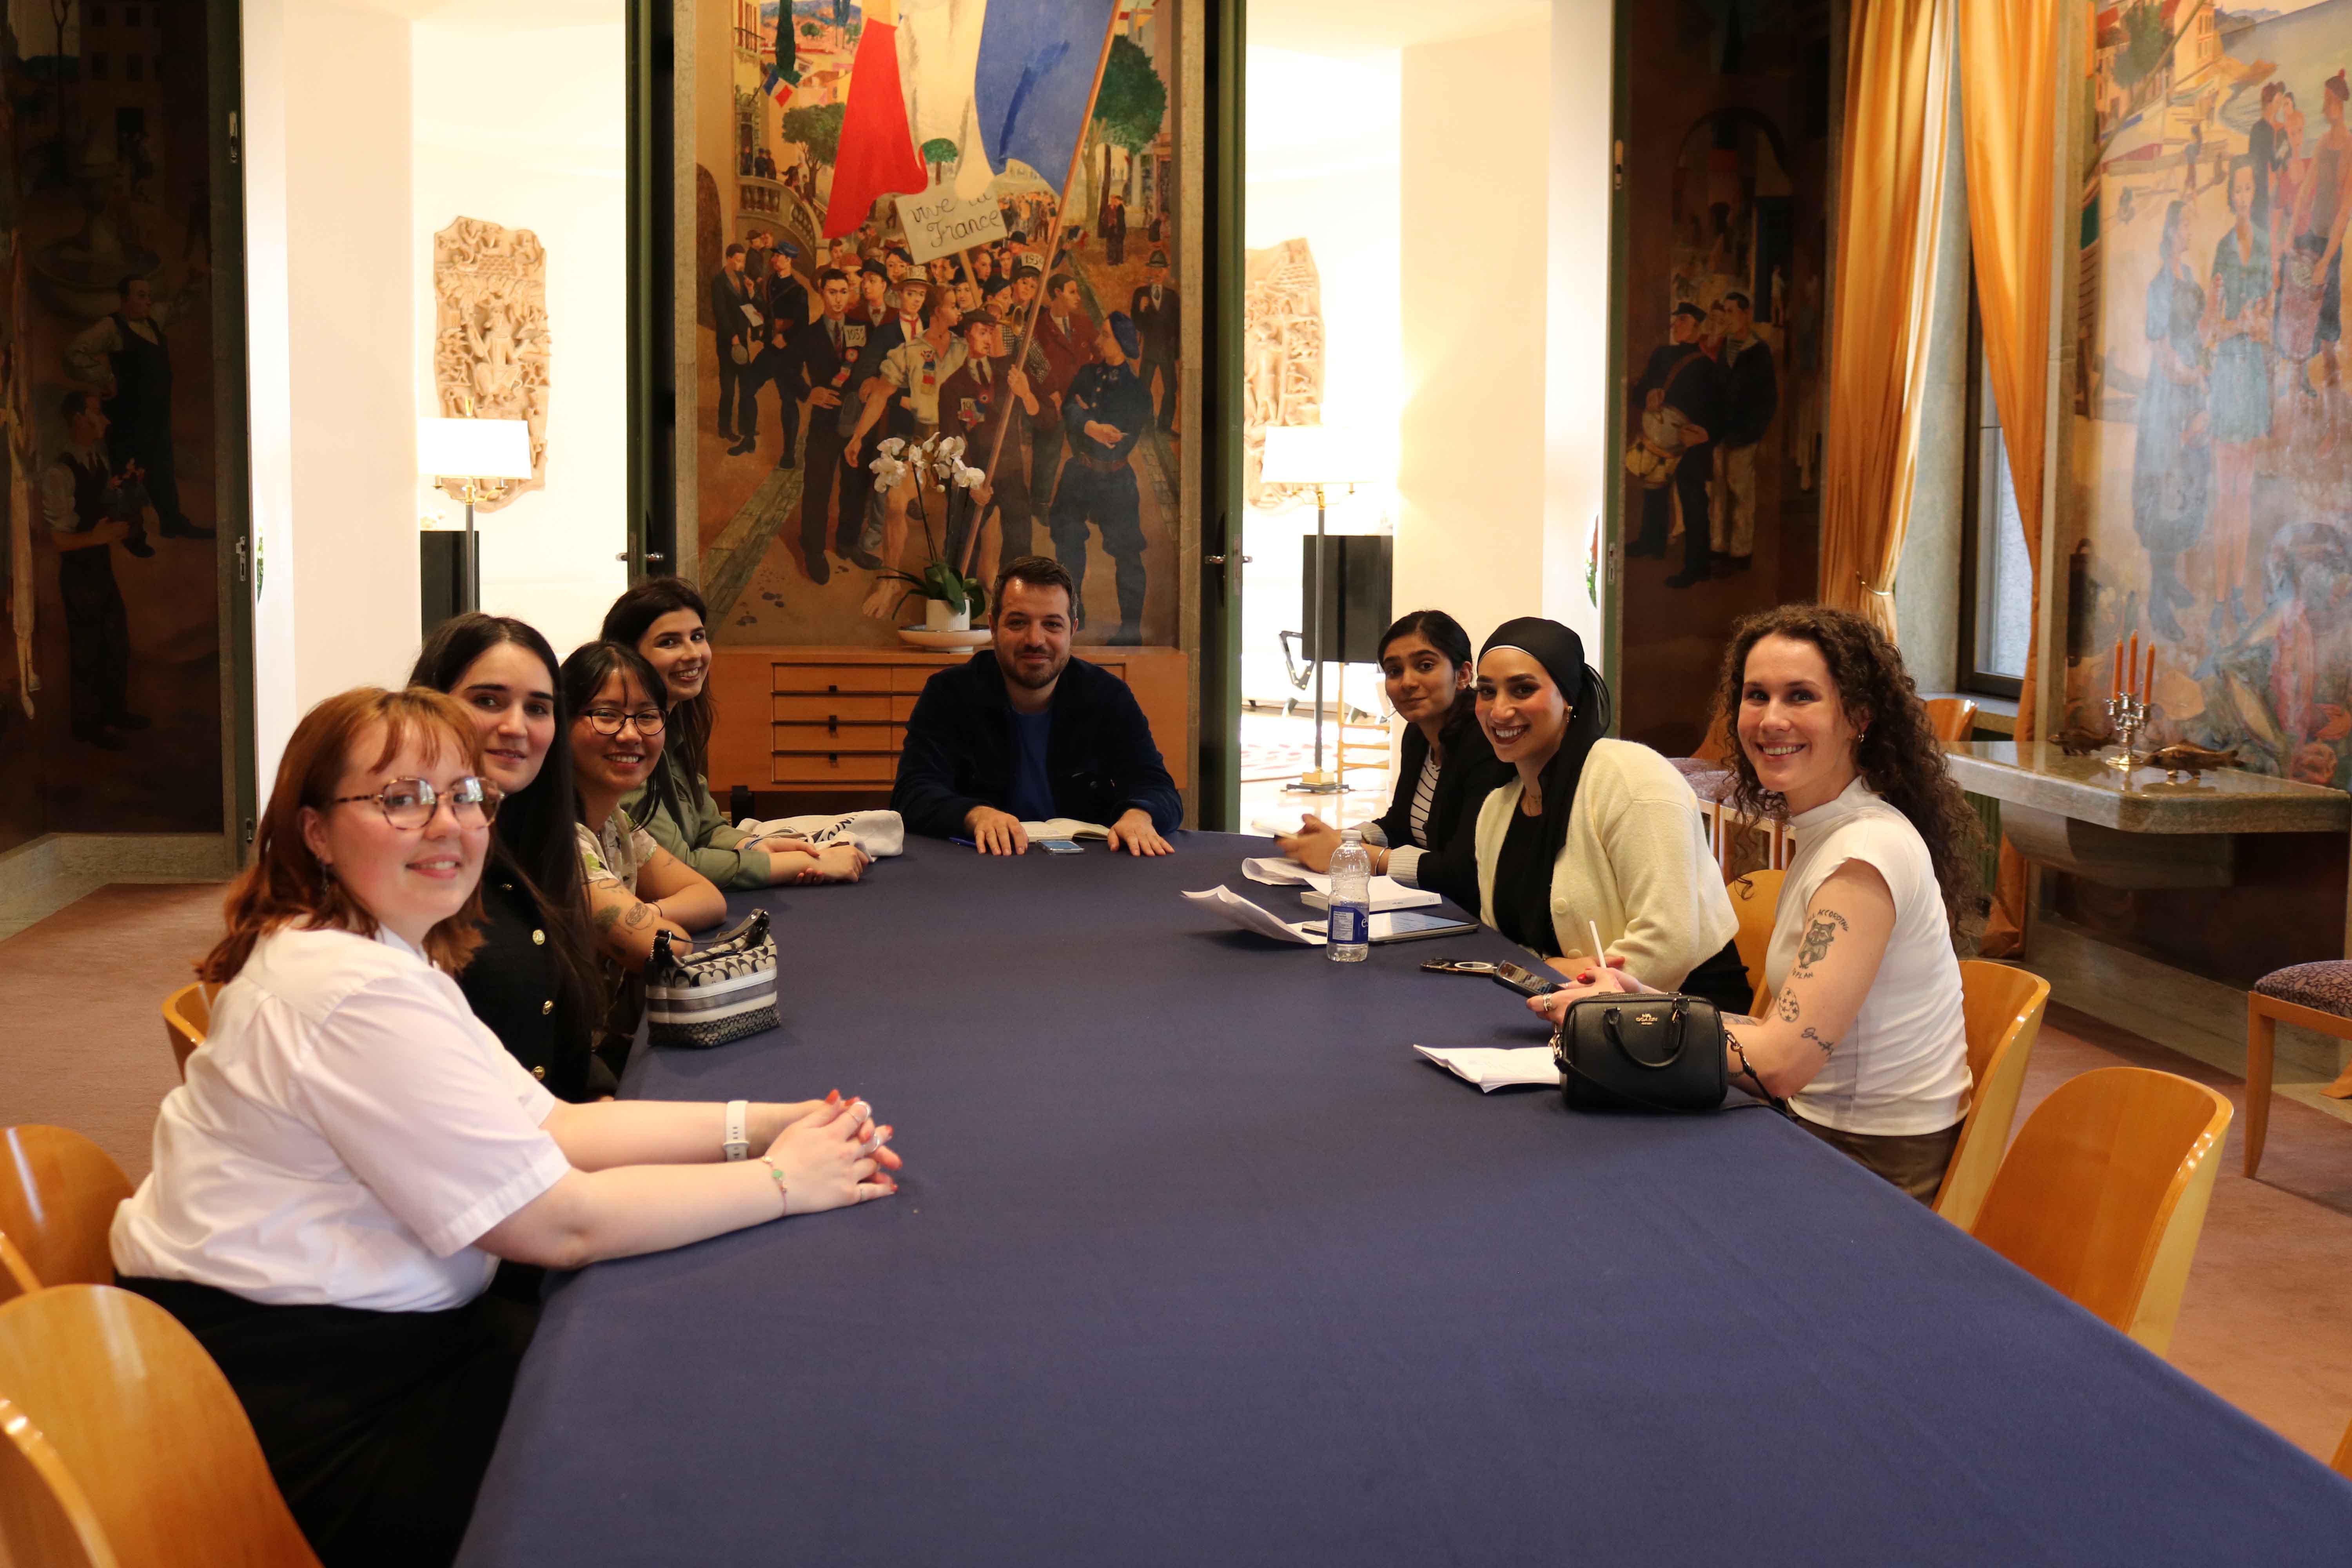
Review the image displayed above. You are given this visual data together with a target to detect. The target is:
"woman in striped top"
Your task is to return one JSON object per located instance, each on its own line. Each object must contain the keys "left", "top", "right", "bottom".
{"left": 1277, "top": 610, "right": 1502, "bottom": 911}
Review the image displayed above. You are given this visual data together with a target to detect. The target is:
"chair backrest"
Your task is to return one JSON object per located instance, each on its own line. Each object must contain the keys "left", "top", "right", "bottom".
{"left": 162, "top": 982, "right": 214, "bottom": 1079}
{"left": 0, "top": 1126, "right": 134, "bottom": 1289}
{"left": 1969, "top": 1067, "right": 2232, "bottom": 1356}
{"left": 0, "top": 1234, "right": 38, "bottom": 1307}
{"left": 0, "top": 1392, "right": 113, "bottom": 1567}
{"left": 1726, "top": 869, "right": 1784, "bottom": 1011}
{"left": 1933, "top": 961, "right": 2052, "bottom": 1231}
{"left": 0, "top": 1285, "right": 319, "bottom": 1567}
{"left": 2334, "top": 1411, "right": 2352, "bottom": 1483}
{"left": 1924, "top": 696, "right": 1979, "bottom": 742}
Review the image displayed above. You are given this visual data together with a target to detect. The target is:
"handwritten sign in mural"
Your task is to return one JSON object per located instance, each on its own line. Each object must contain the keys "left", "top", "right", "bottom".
{"left": 896, "top": 180, "right": 1009, "bottom": 263}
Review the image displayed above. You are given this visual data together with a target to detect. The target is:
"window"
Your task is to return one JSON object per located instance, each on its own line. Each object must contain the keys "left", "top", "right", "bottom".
{"left": 89, "top": 4, "right": 107, "bottom": 25}
{"left": 125, "top": 4, "right": 141, "bottom": 24}
{"left": 1958, "top": 289, "right": 2029, "bottom": 699}
{"left": 89, "top": 52, "right": 108, "bottom": 81}
{"left": 125, "top": 51, "right": 142, "bottom": 81}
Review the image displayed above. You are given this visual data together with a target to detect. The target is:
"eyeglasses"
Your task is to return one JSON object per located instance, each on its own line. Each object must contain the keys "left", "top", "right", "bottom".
{"left": 581, "top": 707, "right": 666, "bottom": 737}
{"left": 330, "top": 775, "right": 501, "bottom": 830}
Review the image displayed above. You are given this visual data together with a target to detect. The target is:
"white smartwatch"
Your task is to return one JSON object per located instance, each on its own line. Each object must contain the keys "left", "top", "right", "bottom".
{"left": 723, "top": 1099, "right": 751, "bottom": 1162}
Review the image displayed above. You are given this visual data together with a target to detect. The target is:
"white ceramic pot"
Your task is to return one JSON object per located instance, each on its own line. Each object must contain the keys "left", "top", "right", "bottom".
{"left": 924, "top": 599, "right": 971, "bottom": 632}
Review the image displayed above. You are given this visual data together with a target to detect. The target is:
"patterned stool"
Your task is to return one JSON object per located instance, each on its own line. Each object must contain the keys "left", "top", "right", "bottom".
{"left": 2245, "top": 961, "right": 2352, "bottom": 1177}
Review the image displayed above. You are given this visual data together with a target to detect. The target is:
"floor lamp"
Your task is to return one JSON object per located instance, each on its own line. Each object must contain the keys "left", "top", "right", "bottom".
{"left": 418, "top": 417, "right": 534, "bottom": 612}
{"left": 1259, "top": 425, "right": 1378, "bottom": 795}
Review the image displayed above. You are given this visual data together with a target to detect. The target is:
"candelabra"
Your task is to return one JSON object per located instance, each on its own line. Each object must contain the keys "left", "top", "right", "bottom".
{"left": 2103, "top": 693, "right": 2146, "bottom": 774}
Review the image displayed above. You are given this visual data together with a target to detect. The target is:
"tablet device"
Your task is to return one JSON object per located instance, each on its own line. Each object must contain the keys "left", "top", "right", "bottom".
{"left": 1301, "top": 909, "right": 1481, "bottom": 943}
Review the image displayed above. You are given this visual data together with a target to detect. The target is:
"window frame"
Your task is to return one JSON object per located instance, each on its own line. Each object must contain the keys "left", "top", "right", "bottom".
{"left": 1956, "top": 280, "right": 2025, "bottom": 701}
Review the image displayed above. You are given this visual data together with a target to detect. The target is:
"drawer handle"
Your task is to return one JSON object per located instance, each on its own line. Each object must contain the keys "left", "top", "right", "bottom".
{"left": 827, "top": 716, "right": 838, "bottom": 733}
{"left": 827, "top": 683, "right": 840, "bottom": 694}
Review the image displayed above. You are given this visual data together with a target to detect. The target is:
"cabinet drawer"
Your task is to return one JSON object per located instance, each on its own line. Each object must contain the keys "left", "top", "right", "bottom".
{"left": 773, "top": 693, "right": 893, "bottom": 724}
{"left": 773, "top": 720, "right": 895, "bottom": 751}
{"left": 771, "top": 750, "right": 898, "bottom": 784}
{"left": 774, "top": 664, "right": 894, "bottom": 695}
{"left": 890, "top": 694, "right": 918, "bottom": 722}
{"left": 892, "top": 662, "right": 957, "bottom": 693}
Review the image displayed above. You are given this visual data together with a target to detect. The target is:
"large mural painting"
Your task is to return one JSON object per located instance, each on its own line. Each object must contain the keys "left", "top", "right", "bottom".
{"left": 2073, "top": 0, "right": 2352, "bottom": 788}
{"left": 691, "top": 0, "right": 1181, "bottom": 648}
{"left": 0, "top": 0, "right": 223, "bottom": 856}
{"left": 1615, "top": 0, "right": 1831, "bottom": 759}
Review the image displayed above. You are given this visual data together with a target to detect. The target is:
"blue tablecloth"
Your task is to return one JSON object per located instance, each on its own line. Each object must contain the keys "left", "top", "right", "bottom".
{"left": 459, "top": 833, "right": 2352, "bottom": 1566}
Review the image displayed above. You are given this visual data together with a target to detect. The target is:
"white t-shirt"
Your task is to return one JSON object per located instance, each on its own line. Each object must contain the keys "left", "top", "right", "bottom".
{"left": 111, "top": 925, "right": 571, "bottom": 1312}
{"left": 1768, "top": 778, "right": 1971, "bottom": 1137}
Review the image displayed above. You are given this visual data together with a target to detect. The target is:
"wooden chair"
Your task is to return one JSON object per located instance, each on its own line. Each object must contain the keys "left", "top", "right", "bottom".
{"left": 0, "top": 1284, "right": 320, "bottom": 1566}
{"left": 0, "top": 1126, "right": 134, "bottom": 1290}
{"left": 1969, "top": 1067, "right": 2232, "bottom": 1356}
{"left": 162, "top": 982, "right": 215, "bottom": 1079}
{"left": 1726, "top": 869, "right": 1784, "bottom": 1014}
{"left": 1931, "top": 961, "right": 2051, "bottom": 1232}
{"left": 2243, "top": 961, "right": 2352, "bottom": 1177}
{"left": 0, "top": 1234, "right": 38, "bottom": 1307}
{"left": 1924, "top": 696, "right": 1980, "bottom": 743}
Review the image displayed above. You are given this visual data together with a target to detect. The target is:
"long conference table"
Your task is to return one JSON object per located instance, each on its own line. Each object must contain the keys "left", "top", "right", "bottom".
{"left": 459, "top": 833, "right": 2352, "bottom": 1565}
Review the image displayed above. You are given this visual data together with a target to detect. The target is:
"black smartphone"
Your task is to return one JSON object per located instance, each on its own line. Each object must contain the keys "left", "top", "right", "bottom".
{"left": 1488, "top": 962, "right": 1559, "bottom": 999}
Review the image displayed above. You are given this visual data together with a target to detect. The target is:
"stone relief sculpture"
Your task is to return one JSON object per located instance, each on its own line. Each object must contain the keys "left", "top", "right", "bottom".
{"left": 1243, "top": 238, "right": 1323, "bottom": 510}
{"left": 432, "top": 217, "right": 549, "bottom": 510}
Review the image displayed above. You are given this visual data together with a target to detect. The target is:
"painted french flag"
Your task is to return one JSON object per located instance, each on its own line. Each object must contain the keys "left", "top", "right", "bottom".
{"left": 973, "top": 0, "right": 1117, "bottom": 185}
{"left": 822, "top": 14, "right": 930, "bottom": 237}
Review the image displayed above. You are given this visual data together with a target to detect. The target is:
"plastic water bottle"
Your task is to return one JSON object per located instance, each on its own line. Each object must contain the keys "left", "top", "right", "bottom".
{"left": 1327, "top": 828, "right": 1371, "bottom": 964}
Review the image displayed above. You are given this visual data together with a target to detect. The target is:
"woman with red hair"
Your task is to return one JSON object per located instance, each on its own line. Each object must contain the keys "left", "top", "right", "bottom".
{"left": 111, "top": 686, "right": 901, "bottom": 1567}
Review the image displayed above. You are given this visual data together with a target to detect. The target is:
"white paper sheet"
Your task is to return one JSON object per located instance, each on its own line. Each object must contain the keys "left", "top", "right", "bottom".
{"left": 1241, "top": 856, "right": 1314, "bottom": 887}
{"left": 1182, "top": 886, "right": 1326, "bottom": 945}
{"left": 1412, "top": 1044, "right": 1562, "bottom": 1092}
{"left": 1301, "top": 878, "right": 1441, "bottom": 913}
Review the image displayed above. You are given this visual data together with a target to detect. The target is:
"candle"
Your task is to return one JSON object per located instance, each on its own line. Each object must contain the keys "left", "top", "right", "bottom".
{"left": 2142, "top": 642, "right": 2156, "bottom": 705}
{"left": 2112, "top": 641, "right": 2123, "bottom": 701}
{"left": 2127, "top": 633, "right": 2139, "bottom": 705}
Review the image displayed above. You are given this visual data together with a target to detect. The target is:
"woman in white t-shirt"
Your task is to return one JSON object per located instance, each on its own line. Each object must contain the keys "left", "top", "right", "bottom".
{"left": 1534, "top": 606, "right": 1978, "bottom": 1200}
{"left": 113, "top": 686, "right": 901, "bottom": 1566}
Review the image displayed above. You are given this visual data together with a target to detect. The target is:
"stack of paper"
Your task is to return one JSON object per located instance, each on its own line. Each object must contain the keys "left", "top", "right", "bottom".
{"left": 1241, "top": 858, "right": 1441, "bottom": 912}
{"left": 1182, "top": 886, "right": 1325, "bottom": 945}
{"left": 1413, "top": 1044, "right": 1561, "bottom": 1092}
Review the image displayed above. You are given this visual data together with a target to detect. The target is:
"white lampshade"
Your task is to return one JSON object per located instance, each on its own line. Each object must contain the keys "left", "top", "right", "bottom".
{"left": 1258, "top": 423, "right": 1381, "bottom": 486}
{"left": 418, "top": 417, "right": 534, "bottom": 481}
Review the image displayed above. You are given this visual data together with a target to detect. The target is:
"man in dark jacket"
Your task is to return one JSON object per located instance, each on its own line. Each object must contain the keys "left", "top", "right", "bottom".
{"left": 891, "top": 555, "right": 1179, "bottom": 855}
{"left": 1708, "top": 290, "right": 1777, "bottom": 574}
{"left": 1630, "top": 301, "right": 1721, "bottom": 587}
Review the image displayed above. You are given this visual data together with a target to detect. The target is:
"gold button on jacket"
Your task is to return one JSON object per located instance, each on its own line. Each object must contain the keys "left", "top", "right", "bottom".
{"left": 532, "top": 929, "right": 546, "bottom": 946}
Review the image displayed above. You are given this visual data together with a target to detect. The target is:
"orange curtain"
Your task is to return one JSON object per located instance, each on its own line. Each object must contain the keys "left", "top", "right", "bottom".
{"left": 1960, "top": 0, "right": 2059, "bottom": 956}
{"left": 1818, "top": 0, "right": 1952, "bottom": 636}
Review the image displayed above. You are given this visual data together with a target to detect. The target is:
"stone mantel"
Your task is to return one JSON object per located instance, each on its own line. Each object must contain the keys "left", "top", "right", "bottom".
{"left": 1946, "top": 742, "right": 2351, "bottom": 837}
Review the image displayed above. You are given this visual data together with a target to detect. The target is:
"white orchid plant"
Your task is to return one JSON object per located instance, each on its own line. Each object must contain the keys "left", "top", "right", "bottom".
{"left": 869, "top": 432, "right": 991, "bottom": 618}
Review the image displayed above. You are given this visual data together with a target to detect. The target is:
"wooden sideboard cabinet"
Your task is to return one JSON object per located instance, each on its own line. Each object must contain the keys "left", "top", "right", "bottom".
{"left": 707, "top": 644, "right": 1191, "bottom": 813}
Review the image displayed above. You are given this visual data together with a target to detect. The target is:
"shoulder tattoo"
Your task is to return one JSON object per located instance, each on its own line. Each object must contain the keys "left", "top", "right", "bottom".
{"left": 1793, "top": 909, "right": 1850, "bottom": 977}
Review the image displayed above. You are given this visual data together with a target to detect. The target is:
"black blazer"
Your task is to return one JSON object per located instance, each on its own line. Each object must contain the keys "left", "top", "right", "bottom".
{"left": 1374, "top": 713, "right": 1505, "bottom": 914}
{"left": 457, "top": 874, "right": 612, "bottom": 1103}
{"left": 891, "top": 652, "right": 1181, "bottom": 840}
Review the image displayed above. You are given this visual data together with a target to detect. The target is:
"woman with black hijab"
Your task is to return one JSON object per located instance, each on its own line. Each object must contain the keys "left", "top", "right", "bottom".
{"left": 1470, "top": 617, "right": 1749, "bottom": 1013}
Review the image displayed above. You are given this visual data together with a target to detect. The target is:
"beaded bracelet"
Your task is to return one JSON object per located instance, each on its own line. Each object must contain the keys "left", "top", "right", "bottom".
{"left": 759, "top": 1155, "right": 789, "bottom": 1216}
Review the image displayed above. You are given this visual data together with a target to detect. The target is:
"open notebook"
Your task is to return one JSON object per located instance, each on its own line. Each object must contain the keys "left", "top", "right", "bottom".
{"left": 1022, "top": 818, "right": 1111, "bottom": 841}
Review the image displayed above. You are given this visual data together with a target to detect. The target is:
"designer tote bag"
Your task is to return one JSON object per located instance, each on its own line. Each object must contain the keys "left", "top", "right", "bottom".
{"left": 645, "top": 911, "right": 779, "bottom": 1049}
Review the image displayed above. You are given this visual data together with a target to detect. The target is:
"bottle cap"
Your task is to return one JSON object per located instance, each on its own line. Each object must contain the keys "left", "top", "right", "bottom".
{"left": 1341, "top": 828, "right": 1361, "bottom": 841}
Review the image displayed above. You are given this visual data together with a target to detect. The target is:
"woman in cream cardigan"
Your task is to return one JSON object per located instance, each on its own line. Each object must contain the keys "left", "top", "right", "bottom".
{"left": 1469, "top": 617, "right": 1751, "bottom": 1013}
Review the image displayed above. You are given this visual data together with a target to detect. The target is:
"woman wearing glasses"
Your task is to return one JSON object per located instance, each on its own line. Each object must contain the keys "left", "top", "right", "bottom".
{"left": 560, "top": 641, "right": 728, "bottom": 969}
{"left": 113, "top": 686, "right": 901, "bottom": 1566}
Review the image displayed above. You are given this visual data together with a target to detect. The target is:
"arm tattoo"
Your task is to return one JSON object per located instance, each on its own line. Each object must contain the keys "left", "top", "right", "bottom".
{"left": 1800, "top": 1026, "right": 1837, "bottom": 1057}
{"left": 622, "top": 901, "right": 655, "bottom": 929}
{"left": 1777, "top": 991, "right": 1800, "bottom": 1022}
{"left": 593, "top": 905, "right": 620, "bottom": 934}
{"left": 1793, "top": 910, "right": 1850, "bottom": 977}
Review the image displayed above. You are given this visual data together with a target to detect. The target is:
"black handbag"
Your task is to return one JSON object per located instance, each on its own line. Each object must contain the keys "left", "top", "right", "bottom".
{"left": 1551, "top": 992, "right": 1728, "bottom": 1113}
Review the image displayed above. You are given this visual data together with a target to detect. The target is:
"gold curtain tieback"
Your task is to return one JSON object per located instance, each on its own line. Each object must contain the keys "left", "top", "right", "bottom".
{"left": 1858, "top": 575, "right": 1894, "bottom": 598}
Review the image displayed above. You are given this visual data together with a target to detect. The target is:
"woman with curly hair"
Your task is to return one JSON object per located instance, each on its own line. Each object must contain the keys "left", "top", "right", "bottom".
{"left": 1534, "top": 605, "right": 1978, "bottom": 1200}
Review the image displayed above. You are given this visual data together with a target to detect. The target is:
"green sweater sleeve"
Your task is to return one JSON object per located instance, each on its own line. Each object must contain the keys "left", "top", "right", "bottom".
{"left": 624, "top": 757, "right": 773, "bottom": 889}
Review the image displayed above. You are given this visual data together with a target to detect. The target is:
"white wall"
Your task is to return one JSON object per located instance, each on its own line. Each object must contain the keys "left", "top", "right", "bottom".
{"left": 1545, "top": 0, "right": 1612, "bottom": 653}
{"left": 1396, "top": 21, "right": 1551, "bottom": 655}
{"left": 243, "top": 1, "right": 628, "bottom": 786}
{"left": 1243, "top": 47, "right": 1401, "bottom": 707}
{"left": 244, "top": 0, "right": 418, "bottom": 789}
{"left": 413, "top": 10, "right": 628, "bottom": 660}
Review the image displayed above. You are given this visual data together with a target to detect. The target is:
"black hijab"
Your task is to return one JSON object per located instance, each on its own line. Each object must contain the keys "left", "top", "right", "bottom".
{"left": 1479, "top": 617, "right": 1613, "bottom": 874}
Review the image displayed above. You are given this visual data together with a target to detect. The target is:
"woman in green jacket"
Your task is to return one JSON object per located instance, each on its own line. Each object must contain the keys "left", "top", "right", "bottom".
{"left": 601, "top": 579, "right": 869, "bottom": 889}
